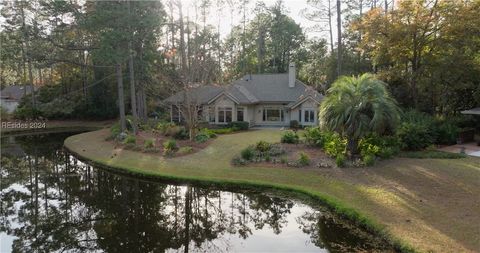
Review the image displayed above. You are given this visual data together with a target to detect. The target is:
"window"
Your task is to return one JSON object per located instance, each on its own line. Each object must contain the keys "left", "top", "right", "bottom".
{"left": 304, "top": 110, "right": 315, "bottom": 123}
{"left": 298, "top": 109, "right": 302, "bottom": 122}
{"left": 218, "top": 107, "right": 232, "bottom": 123}
{"left": 263, "top": 107, "right": 284, "bottom": 122}
{"left": 208, "top": 107, "right": 215, "bottom": 122}
{"left": 237, "top": 108, "right": 244, "bottom": 121}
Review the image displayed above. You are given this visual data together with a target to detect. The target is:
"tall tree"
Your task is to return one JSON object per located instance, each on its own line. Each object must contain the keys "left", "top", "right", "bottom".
{"left": 336, "top": 0, "right": 342, "bottom": 76}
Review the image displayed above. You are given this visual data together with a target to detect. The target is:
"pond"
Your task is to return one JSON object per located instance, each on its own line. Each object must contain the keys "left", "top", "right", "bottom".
{"left": 0, "top": 132, "right": 394, "bottom": 252}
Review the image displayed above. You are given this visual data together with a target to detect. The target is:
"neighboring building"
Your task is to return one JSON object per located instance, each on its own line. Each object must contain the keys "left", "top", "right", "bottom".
{"left": 0, "top": 85, "right": 35, "bottom": 113}
{"left": 164, "top": 63, "right": 323, "bottom": 127}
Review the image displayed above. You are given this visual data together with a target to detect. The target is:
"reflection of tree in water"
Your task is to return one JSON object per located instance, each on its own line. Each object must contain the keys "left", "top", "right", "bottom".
{"left": 297, "top": 211, "right": 394, "bottom": 252}
{"left": 1, "top": 133, "right": 390, "bottom": 252}
{"left": 0, "top": 134, "right": 298, "bottom": 252}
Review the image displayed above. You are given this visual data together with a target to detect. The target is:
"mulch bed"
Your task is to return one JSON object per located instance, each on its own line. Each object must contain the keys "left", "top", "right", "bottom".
{"left": 248, "top": 143, "right": 336, "bottom": 169}
{"left": 113, "top": 130, "right": 213, "bottom": 157}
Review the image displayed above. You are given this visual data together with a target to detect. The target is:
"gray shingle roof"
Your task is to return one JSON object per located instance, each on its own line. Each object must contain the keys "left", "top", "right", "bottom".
{"left": 163, "top": 74, "right": 323, "bottom": 107}
{"left": 164, "top": 85, "right": 223, "bottom": 104}
{"left": 0, "top": 85, "right": 35, "bottom": 101}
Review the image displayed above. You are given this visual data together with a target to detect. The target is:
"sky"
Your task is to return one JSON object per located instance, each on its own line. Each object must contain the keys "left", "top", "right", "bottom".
{"left": 0, "top": 0, "right": 330, "bottom": 40}
{"left": 177, "top": 0, "right": 328, "bottom": 40}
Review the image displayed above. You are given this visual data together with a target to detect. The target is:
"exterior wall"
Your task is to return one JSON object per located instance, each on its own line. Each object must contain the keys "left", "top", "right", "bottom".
{"left": 0, "top": 99, "right": 19, "bottom": 113}
{"left": 290, "top": 98, "right": 319, "bottom": 126}
{"left": 211, "top": 95, "right": 237, "bottom": 124}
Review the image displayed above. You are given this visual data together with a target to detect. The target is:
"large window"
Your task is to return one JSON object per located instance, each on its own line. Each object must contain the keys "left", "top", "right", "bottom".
{"left": 237, "top": 107, "right": 244, "bottom": 121}
{"left": 304, "top": 109, "right": 315, "bottom": 123}
{"left": 262, "top": 107, "right": 284, "bottom": 122}
{"left": 218, "top": 107, "right": 232, "bottom": 123}
{"left": 208, "top": 107, "right": 215, "bottom": 123}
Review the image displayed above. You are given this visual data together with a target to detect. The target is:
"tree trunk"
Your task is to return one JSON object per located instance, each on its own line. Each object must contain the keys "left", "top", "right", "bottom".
{"left": 116, "top": 64, "right": 126, "bottom": 132}
{"left": 347, "top": 138, "right": 359, "bottom": 159}
{"left": 336, "top": 0, "right": 342, "bottom": 77}
{"left": 177, "top": 0, "right": 187, "bottom": 73}
{"left": 128, "top": 0, "right": 138, "bottom": 134}
{"left": 328, "top": 0, "right": 334, "bottom": 53}
{"left": 27, "top": 58, "right": 36, "bottom": 110}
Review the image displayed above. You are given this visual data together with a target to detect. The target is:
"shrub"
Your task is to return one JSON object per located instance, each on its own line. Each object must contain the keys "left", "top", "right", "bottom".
{"left": 268, "top": 144, "right": 286, "bottom": 156}
{"left": 174, "top": 127, "right": 189, "bottom": 140}
{"left": 255, "top": 141, "right": 271, "bottom": 153}
{"left": 396, "top": 122, "right": 434, "bottom": 151}
{"left": 163, "top": 139, "right": 178, "bottom": 156}
{"left": 144, "top": 139, "right": 155, "bottom": 149}
{"left": 335, "top": 154, "right": 346, "bottom": 167}
{"left": 14, "top": 106, "right": 41, "bottom": 119}
{"left": 297, "top": 152, "right": 310, "bottom": 166}
{"left": 435, "top": 120, "right": 459, "bottom": 145}
{"left": 359, "top": 134, "right": 400, "bottom": 159}
{"left": 211, "top": 128, "right": 234, "bottom": 135}
{"left": 323, "top": 134, "right": 346, "bottom": 158}
{"left": 155, "top": 122, "right": 174, "bottom": 134}
{"left": 1, "top": 107, "right": 11, "bottom": 119}
{"left": 303, "top": 127, "right": 334, "bottom": 147}
{"left": 281, "top": 130, "right": 300, "bottom": 144}
{"left": 195, "top": 133, "right": 210, "bottom": 143}
{"left": 123, "top": 135, "right": 136, "bottom": 145}
{"left": 110, "top": 123, "right": 121, "bottom": 139}
{"left": 199, "top": 128, "right": 217, "bottom": 138}
{"left": 290, "top": 120, "right": 300, "bottom": 130}
{"left": 241, "top": 146, "right": 256, "bottom": 160}
{"left": 178, "top": 146, "right": 193, "bottom": 154}
{"left": 280, "top": 156, "right": 288, "bottom": 164}
{"left": 265, "top": 154, "right": 271, "bottom": 162}
{"left": 230, "top": 121, "right": 249, "bottom": 130}
{"left": 362, "top": 154, "right": 375, "bottom": 166}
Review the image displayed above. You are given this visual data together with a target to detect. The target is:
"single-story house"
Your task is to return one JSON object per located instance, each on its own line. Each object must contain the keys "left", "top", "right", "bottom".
{"left": 164, "top": 63, "right": 323, "bottom": 127}
{"left": 0, "top": 85, "right": 35, "bottom": 113}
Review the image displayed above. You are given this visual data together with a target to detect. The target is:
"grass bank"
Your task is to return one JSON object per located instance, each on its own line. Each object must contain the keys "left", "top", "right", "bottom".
{"left": 64, "top": 129, "right": 480, "bottom": 253}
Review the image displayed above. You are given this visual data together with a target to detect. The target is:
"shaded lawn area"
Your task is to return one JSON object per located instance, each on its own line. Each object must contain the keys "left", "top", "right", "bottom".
{"left": 65, "top": 129, "right": 480, "bottom": 253}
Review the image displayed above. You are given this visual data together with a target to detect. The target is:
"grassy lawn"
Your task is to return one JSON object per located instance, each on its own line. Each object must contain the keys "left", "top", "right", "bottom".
{"left": 64, "top": 129, "right": 480, "bottom": 253}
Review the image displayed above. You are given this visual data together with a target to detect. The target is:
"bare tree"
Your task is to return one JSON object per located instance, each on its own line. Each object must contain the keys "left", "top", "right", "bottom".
{"left": 301, "top": 0, "right": 335, "bottom": 53}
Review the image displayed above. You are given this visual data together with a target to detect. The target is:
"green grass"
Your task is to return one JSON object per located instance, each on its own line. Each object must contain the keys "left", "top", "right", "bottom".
{"left": 65, "top": 129, "right": 480, "bottom": 253}
{"left": 399, "top": 150, "right": 466, "bottom": 159}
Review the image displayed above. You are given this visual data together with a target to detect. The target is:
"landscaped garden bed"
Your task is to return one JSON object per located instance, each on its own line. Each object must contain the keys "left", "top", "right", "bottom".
{"left": 107, "top": 119, "right": 249, "bottom": 157}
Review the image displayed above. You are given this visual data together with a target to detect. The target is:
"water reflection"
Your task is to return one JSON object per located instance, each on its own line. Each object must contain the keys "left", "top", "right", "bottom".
{"left": 0, "top": 133, "right": 392, "bottom": 252}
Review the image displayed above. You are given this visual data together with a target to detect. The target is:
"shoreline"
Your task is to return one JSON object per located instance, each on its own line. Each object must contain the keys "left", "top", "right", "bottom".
{"left": 64, "top": 129, "right": 416, "bottom": 252}
{"left": 63, "top": 129, "right": 480, "bottom": 253}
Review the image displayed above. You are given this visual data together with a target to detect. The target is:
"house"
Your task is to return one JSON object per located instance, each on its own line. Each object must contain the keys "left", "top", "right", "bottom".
{"left": 164, "top": 63, "right": 323, "bottom": 127}
{"left": 0, "top": 85, "right": 35, "bottom": 113}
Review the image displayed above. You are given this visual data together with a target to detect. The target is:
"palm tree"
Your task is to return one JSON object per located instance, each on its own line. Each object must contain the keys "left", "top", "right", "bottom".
{"left": 319, "top": 73, "right": 401, "bottom": 157}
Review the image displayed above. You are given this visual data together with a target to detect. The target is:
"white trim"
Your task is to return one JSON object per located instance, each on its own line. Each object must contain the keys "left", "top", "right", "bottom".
{"left": 207, "top": 91, "right": 240, "bottom": 105}
{"left": 289, "top": 96, "right": 321, "bottom": 109}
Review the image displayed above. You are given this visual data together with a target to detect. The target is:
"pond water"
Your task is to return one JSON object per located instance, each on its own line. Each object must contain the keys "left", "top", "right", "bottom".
{"left": 0, "top": 132, "right": 394, "bottom": 253}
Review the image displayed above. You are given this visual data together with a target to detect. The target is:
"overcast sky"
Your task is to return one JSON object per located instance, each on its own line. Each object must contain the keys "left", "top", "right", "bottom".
{"left": 179, "top": 0, "right": 328, "bottom": 40}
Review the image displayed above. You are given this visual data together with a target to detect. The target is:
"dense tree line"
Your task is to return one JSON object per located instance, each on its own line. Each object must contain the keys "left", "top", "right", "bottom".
{"left": 0, "top": 0, "right": 478, "bottom": 121}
